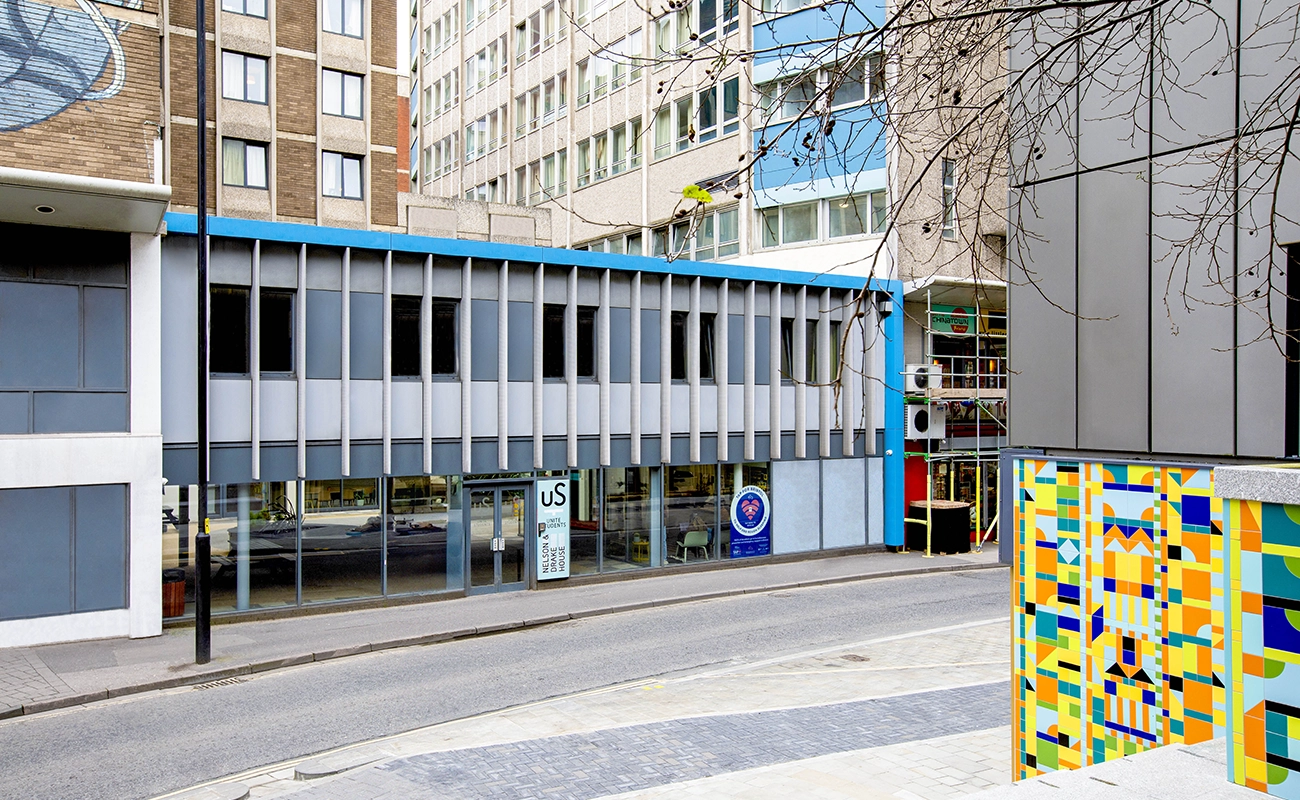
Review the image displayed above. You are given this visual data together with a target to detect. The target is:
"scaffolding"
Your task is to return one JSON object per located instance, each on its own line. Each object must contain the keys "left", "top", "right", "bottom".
{"left": 902, "top": 287, "right": 1008, "bottom": 556}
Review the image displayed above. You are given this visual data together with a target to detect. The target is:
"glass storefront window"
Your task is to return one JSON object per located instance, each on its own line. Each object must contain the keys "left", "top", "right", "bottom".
{"left": 301, "top": 478, "right": 382, "bottom": 603}
{"left": 162, "top": 483, "right": 199, "bottom": 618}
{"left": 385, "top": 475, "right": 453, "bottom": 595}
{"left": 602, "top": 467, "right": 654, "bottom": 570}
{"left": 570, "top": 469, "right": 600, "bottom": 575}
{"left": 720, "top": 462, "right": 771, "bottom": 559}
{"left": 664, "top": 465, "right": 718, "bottom": 563}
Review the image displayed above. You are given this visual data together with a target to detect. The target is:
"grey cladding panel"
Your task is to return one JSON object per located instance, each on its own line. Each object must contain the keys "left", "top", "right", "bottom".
{"left": 73, "top": 484, "right": 127, "bottom": 612}
{"left": 260, "top": 242, "right": 299, "bottom": 288}
{"left": 83, "top": 286, "right": 128, "bottom": 389}
{"left": 349, "top": 292, "right": 383, "bottom": 380}
{"left": 640, "top": 309, "right": 660, "bottom": 382}
{"left": 210, "top": 239, "right": 253, "bottom": 285}
{"left": 610, "top": 306, "right": 631, "bottom": 383}
{"left": 306, "top": 289, "right": 342, "bottom": 379}
{"left": 728, "top": 314, "right": 744, "bottom": 384}
{"left": 1009, "top": 180, "right": 1077, "bottom": 448}
{"left": 1077, "top": 14, "right": 1149, "bottom": 170}
{"left": 306, "top": 247, "right": 342, "bottom": 290}
{"left": 1077, "top": 167, "right": 1149, "bottom": 451}
{"left": 471, "top": 299, "right": 499, "bottom": 380}
{"left": 0, "top": 391, "right": 29, "bottom": 433}
{"left": 34, "top": 392, "right": 128, "bottom": 432}
{"left": 391, "top": 254, "right": 425, "bottom": 295}
{"left": 755, "top": 316, "right": 771, "bottom": 385}
{"left": 0, "top": 487, "right": 72, "bottom": 621}
{"left": 349, "top": 250, "right": 385, "bottom": 294}
{"left": 1008, "top": 9, "right": 1078, "bottom": 183}
{"left": 1151, "top": 0, "right": 1236, "bottom": 150}
{"left": 0, "top": 282, "right": 79, "bottom": 387}
{"left": 507, "top": 301, "right": 533, "bottom": 381}
{"left": 1150, "top": 154, "right": 1236, "bottom": 455}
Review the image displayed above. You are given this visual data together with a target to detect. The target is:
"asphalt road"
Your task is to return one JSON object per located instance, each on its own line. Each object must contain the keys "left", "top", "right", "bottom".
{"left": 0, "top": 568, "right": 1008, "bottom": 800}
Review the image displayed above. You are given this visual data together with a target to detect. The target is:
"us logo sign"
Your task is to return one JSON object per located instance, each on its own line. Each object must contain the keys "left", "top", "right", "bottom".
{"left": 729, "top": 485, "right": 771, "bottom": 559}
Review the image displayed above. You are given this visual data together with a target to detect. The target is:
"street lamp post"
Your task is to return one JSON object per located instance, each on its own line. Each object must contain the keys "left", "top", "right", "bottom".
{"left": 195, "top": 0, "right": 212, "bottom": 665}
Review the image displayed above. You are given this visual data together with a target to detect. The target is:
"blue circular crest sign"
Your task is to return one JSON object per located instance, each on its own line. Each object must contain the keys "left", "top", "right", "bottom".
{"left": 730, "top": 485, "right": 770, "bottom": 537}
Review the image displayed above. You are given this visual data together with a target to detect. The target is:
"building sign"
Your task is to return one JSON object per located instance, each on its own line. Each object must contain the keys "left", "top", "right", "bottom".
{"left": 932, "top": 304, "right": 1006, "bottom": 336}
{"left": 730, "top": 485, "right": 771, "bottom": 559}
{"left": 535, "top": 479, "right": 570, "bottom": 580}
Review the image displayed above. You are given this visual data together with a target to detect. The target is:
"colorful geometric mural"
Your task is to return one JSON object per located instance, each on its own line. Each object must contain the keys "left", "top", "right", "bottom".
{"left": 1013, "top": 459, "right": 1225, "bottom": 781}
{"left": 1227, "top": 499, "right": 1300, "bottom": 798}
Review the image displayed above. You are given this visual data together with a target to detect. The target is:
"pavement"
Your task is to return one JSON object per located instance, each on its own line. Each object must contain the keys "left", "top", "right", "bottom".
{"left": 0, "top": 547, "right": 1003, "bottom": 719}
{"left": 159, "top": 612, "right": 1014, "bottom": 800}
{"left": 970, "top": 737, "right": 1254, "bottom": 799}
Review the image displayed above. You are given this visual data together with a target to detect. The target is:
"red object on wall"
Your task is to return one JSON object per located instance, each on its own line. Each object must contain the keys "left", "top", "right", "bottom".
{"left": 904, "top": 449, "right": 929, "bottom": 509}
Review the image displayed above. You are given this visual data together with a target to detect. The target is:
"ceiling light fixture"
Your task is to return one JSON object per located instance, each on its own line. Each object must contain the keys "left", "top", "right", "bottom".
{"left": 34, "top": 205, "right": 55, "bottom": 214}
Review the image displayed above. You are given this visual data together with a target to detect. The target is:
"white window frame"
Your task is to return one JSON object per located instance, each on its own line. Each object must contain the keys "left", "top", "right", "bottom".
{"left": 221, "top": 0, "right": 265, "bottom": 18}
{"left": 941, "top": 158, "right": 957, "bottom": 239}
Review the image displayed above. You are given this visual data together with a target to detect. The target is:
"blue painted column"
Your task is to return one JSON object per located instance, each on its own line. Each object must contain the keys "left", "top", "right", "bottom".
{"left": 882, "top": 283, "right": 905, "bottom": 547}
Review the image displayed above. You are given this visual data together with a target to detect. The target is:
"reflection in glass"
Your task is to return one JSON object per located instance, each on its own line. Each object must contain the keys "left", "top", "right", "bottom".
{"left": 301, "top": 479, "right": 382, "bottom": 603}
{"left": 161, "top": 484, "right": 198, "bottom": 618}
{"left": 469, "top": 489, "right": 496, "bottom": 588}
{"left": 570, "top": 469, "right": 600, "bottom": 574}
{"left": 602, "top": 467, "right": 652, "bottom": 570}
{"left": 500, "top": 488, "right": 527, "bottom": 585}
{"left": 188, "top": 482, "right": 301, "bottom": 612}
{"left": 665, "top": 465, "right": 717, "bottom": 562}
{"left": 385, "top": 475, "right": 451, "bottom": 595}
{"left": 720, "top": 462, "right": 771, "bottom": 559}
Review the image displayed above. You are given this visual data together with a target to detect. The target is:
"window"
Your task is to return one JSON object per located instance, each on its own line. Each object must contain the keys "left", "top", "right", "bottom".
{"left": 942, "top": 159, "right": 957, "bottom": 239}
{"left": 515, "top": 21, "right": 527, "bottom": 64}
{"left": 260, "top": 290, "right": 294, "bottom": 373}
{"left": 722, "top": 77, "right": 740, "bottom": 134}
{"left": 529, "top": 11, "right": 542, "bottom": 56}
{"left": 722, "top": 0, "right": 738, "bottom": 33}
{"left": 779, "top": 317, "right": 795, "bottom": 381}
{"left": 831, "top": 61, "right": 866, "bottom": 107}
{"left": 543, "top": 78, "right": 556, "bottom": 119}
{"left": 221, "top": 52, "right": 267, "bottom": 103}
{"left": 222, "top": 0, "right": 265, "bottom": 18}
{"left": 762, "top": 0, "right": 816, "bottom": 13}
{"left": 222, "top": 139, "right": 267, "bottom": 188}
{"left": 649, "top": 207, "right": 737, "bottom": 261}
{"left": 716, "top": 208, "right": 738, "bottom": 256}
{"left": 515, "top": 94, "right": 527, "bottom": 137}
{"left": 577, "top": 60, "right": 591, "bottom": 106}
{"left": 868, "top": 53, "right": 885, "bottom": 100}
{"left": 322, "top": 152, "right": 363, "bottom": 199}
{"left": 211, "top": 286, "right": 250, "bottom": 374}
{"left": 593, "top": 133, "right": 608, "bottom": 180}
{"left": 558, "top": 72, "right": 568, "bottom": 114}
{"left": 323, "top": 69, "right": 363, "bottom": 118}
{"left": 630, "top": 117, "right": 643, "bottom": 166}
{"left": 542, "top": 304, "right": 565, "bottom": 378}
{"left": 542, "top": 3, "right": 557, "bottom": 46}
{"left": 675, "top": 96, "right": 692, "bottom": 151}
{"left": 760, "top": 202, "right": 816, "bottom": 247}
{"left": 430, "top": 300, "right": 457, "bottom": 375}
{"left": 698, "top": 86, "right": 718, "bottom": 141}
{"left": 577, "top": 140, "right": 591, "bottom": 187}
{"left": 576, "top": 307, "right": 596, "bottom": 378}
{"left": 668, "top": 312, "right": 716, "bottom": 381}
{"left": 758, "top": 74, "right": 817, "bottom": 121}
{"left": 829, "top": 192, "right": 887, "bottom": 237}
{"left": 529, "top": 87, "right": 541, "bottom": 130}
{"left": 323, "top": 0, "right": 362, "bottom": 37}
{"left": 529, "top": 159, "right": 542, "bottom": 204}
{"left": 392, "top": 296, "right": 421, "bottom": 377}
{"left": 612, "top": 125, "right": 628, "bottom": 174}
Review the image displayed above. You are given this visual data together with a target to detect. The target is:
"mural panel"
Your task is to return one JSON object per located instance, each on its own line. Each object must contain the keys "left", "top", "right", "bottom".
{"left": 1013, "top": 458, "right": 1225, "bottom": 781}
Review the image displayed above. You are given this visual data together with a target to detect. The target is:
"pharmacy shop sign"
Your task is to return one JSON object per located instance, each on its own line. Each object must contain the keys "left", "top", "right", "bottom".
{"left": 729, "top": 485, "right": 771, "bottom": 559}
{"left": 536, "top": 479, "right": 570, "bottom": 580}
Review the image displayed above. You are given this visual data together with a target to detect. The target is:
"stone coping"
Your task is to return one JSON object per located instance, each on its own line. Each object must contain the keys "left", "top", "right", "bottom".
{"left": 1213, "top": 463, "right": 1300, "bottom": 505}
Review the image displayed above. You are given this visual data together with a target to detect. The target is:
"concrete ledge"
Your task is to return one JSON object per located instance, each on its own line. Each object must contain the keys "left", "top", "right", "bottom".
{"left": 250, "top": 654, "right": 314, "bottom": 673}
{"left": 314, "top": 644, "right": 372, "bottom": 661}
{"left": 1215, "top": 463, "right": 1300, "bottom": 505}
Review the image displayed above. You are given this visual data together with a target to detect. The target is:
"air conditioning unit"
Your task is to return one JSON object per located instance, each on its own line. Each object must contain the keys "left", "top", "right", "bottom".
{"left": 906, "top": 403, "right": 947, "bottom": 440}
{"left": 905, "top": 364, "right": 943, "bottom": 395}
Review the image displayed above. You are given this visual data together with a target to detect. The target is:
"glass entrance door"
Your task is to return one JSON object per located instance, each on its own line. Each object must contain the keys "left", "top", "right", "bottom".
{"left": 467, "top": 485, "right": 530, "bottom": 593}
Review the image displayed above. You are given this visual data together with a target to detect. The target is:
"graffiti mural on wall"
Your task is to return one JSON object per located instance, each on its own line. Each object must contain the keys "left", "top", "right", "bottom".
{"left": 1012, "top": 459, "right": 1226, "bottom": 780}
{"left": 0, "top": 0, "right": 140, "bottom": 131}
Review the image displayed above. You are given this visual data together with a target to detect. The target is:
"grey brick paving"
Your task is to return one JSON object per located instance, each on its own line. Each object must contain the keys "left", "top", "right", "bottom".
{"left": 290, "top": 682, "right": 1006, "bottom": 799}
{"left": 0, "top": 649, "right": 70, "bottom": 710}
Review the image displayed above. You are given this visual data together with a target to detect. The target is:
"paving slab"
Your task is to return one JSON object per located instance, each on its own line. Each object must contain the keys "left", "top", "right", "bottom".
{"left": 0, "top": 548, "right": 1002, "bottom": 717}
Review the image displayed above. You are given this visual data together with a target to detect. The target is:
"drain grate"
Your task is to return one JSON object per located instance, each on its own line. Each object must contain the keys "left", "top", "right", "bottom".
{"left": 193, "top": 676, "right": 248, "bottom": 691}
